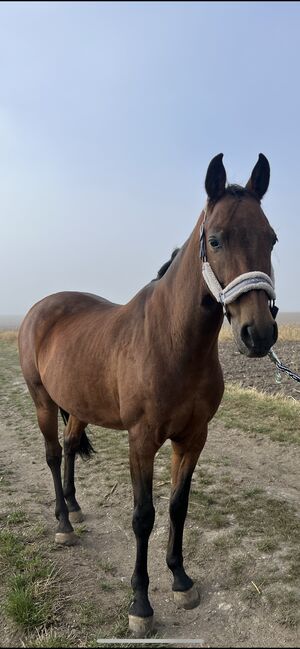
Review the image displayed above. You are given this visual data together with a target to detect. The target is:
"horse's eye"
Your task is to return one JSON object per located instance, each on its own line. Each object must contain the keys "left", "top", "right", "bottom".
{"left": 209, "top": 237, "right": 220, "bottom": 249}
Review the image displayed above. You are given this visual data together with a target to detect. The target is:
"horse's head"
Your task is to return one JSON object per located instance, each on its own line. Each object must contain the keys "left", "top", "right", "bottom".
{"left": 202, "top": 153, "right": 278, "bottom": 357}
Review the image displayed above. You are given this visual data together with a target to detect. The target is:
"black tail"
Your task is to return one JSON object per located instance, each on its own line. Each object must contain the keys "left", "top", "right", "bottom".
{"left": 78, "top": 430, "right": 96, "bottom": 460}
{"left": 59, "top": 407, "right": 96, "bottom": 461}
{"left": 59, "top": 407, "right": 69, "bottom": 426}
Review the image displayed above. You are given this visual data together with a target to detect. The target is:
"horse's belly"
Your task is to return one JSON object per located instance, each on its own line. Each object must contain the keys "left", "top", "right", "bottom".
{"left": 40, "top": 360, "right": 124, "bottom": 429}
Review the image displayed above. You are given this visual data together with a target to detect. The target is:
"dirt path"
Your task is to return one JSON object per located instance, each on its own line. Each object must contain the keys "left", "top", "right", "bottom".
{"left": 1, "top": 411, "right": 299, "bottom": 648}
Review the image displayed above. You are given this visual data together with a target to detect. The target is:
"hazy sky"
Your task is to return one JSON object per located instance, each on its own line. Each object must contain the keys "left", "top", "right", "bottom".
{"left": 1, "top": 1, "right": 300, "bottom": 315}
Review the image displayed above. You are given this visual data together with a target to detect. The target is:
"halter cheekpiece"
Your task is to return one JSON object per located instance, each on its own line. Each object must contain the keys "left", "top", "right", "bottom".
{"left": 199, "top": 207, "right": 276, "bottom": 315}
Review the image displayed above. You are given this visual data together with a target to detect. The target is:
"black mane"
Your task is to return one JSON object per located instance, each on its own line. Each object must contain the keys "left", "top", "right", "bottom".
{"left": 153, "top": 248, "right": 180, "bottom": 281}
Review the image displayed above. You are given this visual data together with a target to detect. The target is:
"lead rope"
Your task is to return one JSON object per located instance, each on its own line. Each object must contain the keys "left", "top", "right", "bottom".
{"left": 268, "top": 348, "right": 300, "bottom": 384}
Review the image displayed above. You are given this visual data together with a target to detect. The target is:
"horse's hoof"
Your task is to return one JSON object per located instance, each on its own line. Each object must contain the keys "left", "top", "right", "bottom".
{"left": 173, "top": 584, "right": 200, "bottom": 610}
{"left": 128, "top": 614, "right": 154, "bottom": 638}
{"left": 68, "top": 509, "right": 84, "bottom": 524}
{"left": 55, "top": 531, "right": 78, "bottom": 546}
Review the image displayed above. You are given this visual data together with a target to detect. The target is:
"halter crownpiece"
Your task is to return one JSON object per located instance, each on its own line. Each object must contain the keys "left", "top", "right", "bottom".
{"left": 199, "top": 209, "right": 276, "bottom": 312}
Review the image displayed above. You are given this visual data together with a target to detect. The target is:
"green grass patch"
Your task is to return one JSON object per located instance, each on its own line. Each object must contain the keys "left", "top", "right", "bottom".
{"left": 97, "top": 558, "right": 117, "bottom": 575}
{"left": 23, "top": 630, "right": 76, "bottom": 648}
{"left": 216, "top": 383, "right": 300, "bottom": 444}
{"left": 100, "top": 580, "right": 115, "bottom": 592}
{"left": 0, "top": 529, "right": 24, "bottom": 566}
{"left": 5, "top": 579, "right": 52, "bottom": 629}
{"left": 266, "top": 588, "right": 300, "bottom": 628}
{"left": 256, "top": 538, "right": 280, "bottom": 553}
{"left": 0, "top": 524, "right": 58, "bottom": 631}
{"left": 7, "top": 510, "right": 28, "bottom": 525}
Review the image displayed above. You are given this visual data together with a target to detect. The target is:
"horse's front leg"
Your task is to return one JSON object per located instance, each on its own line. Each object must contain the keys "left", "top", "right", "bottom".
{"left": 167, "top": 431, "right": 207, "bottom": 609}
{"left": 128, "top": 431, "right": 157, "bottom": 638}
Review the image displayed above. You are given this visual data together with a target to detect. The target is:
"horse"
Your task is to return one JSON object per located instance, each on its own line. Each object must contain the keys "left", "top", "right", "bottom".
{"left": 18, "top": 153, "right": 278, "bottom": 637}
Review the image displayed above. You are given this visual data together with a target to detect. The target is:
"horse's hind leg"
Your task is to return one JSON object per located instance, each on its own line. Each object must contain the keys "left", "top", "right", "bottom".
{"left": 33, "top": 388, "right": 76, "bottom": 545}
{"left": 63, "top": 415, "right": 87, "bottom": 524}
{"left": 166, "top": 432, "right": 207, "bottom": 609}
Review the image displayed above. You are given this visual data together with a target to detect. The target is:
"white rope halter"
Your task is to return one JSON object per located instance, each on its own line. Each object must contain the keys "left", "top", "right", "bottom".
{"left": 199, "top": 208, "right": 276, "bottom": 312}
{"left": 202, "top": 262, "right": 276, "bottom": 307}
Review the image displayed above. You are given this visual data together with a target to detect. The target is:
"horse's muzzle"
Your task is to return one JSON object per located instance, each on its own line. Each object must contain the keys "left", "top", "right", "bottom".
{"left": 237, "top": 320, "right": 278, "bottom": 357}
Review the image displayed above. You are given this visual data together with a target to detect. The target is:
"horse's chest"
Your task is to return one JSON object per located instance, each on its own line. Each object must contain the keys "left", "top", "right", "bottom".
{"left": 144, "top": 377, "right": 221, "bottom": 435}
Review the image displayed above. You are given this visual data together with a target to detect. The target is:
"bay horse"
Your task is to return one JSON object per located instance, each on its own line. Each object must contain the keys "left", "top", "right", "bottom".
{"left": 18, "top": 154, "right": 278, "bottom": 637}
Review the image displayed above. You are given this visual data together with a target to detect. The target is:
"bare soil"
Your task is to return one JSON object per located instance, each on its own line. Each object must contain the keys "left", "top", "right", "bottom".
{"left": 219, "top": 340, "right": 300, "bottom": 400}
{"left": 0, "top": 340, "right": 299, "bottom": 648}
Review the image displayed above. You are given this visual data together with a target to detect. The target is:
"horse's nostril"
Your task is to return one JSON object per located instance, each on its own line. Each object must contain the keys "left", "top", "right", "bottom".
{"left": 241, "top": 324, "right": 254, "bottom": 349}
{"left": 240, "top": 320, "right": 278, "bottom": 354}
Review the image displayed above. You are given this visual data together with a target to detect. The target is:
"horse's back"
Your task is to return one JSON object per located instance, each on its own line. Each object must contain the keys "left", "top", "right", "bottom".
{"left": 23, "top": 290, "right": 117, "bottom": 322}
{"left": 18, "top": 291, "right": 119, "bottom": 377}
{"left": 20, "top": 291, "right": 118, "bottom": 335}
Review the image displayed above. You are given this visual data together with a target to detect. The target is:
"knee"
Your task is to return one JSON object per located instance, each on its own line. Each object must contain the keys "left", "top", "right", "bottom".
{"left": 132, "top": 501, "right": 155, "bottom": 537}
{"left": 64, "top": 436, "right": 79, "bottom": 455}
{"left": 46, "top": 444, "right": 62, "bottom": 468}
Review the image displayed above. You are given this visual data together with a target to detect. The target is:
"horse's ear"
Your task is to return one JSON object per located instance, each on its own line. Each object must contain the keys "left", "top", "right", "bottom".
{"left": 205, "top": 153, "right": 226, "bottom": 201}
{"left": 246, "top": 153, "right": 270, "bottom": 199}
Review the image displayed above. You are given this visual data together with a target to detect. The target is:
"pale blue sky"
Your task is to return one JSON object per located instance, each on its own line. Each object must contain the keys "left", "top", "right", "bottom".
{"left": 1, "top": 1, "right": 300, "bottom": 315}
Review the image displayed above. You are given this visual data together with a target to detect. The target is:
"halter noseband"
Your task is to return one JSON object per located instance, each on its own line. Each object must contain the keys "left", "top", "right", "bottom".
{"left": 199, "top": 208, "right": 277, "bottom": 316}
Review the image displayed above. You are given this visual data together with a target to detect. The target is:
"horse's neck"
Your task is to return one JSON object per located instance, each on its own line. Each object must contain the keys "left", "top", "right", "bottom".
{"left": 153, "top": 218, "right": 223, "bottom": 359}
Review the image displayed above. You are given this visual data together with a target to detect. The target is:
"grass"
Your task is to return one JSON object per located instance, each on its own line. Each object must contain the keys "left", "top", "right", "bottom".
{"left": 230, "top": 554, "right": 252, "bottom": 586}
{"left": 0, "top": 525, "right": 58, "bottom": 631}
{"left": 109, "top": 590, "right": 134, "bottom": 638}
{"left": 100, "top": 580, "right": 115, "bottom": 591}
{"left": 0, "top": 528, "right": 24, "bottom": 565}
{"left": 97, "top": 558, "right": 118, "bottom": 575}
{"left": 0, "top": 330, "right": 18, "bottom": 342}
{"left": 216, "top": 382, "right": 300, "bottom": 444}
{"left": 266, "top": 588, "right": 300, "bottom": 628}
{"left": 256, "top": 538, "right": 280, "bottom": 553}
{"left": 188, "top": 465, "right": 300, "bottom": 629}
{"left": 219, "top": 322, "right": 300, "bottom": 342}
{"left": 191, "top": 479, "right": 300, "bottom": 545}
{"left": 276, "top": 323, "right": 300, "bottom": 341}
{"left": 23, "top": 630, "right": 76, "bottom": 648}
{"left": 0, "top": 339, "right": 38, "bottom": 436}
{"left": 189, "top": 467, "right": 300, "bottom": 623}
{"left": 80, "top": 601, "right": 107, "bottom": 628}
{"left": 6, "top": 578, "right": 52, "bottom": 629}
{"left": 7, "top": 510, "right": 28, "bottom": 525}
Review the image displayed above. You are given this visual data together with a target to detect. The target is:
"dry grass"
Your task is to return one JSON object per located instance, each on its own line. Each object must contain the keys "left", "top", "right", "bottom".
{"left": 220, "top": 322, "right": 300, "bottom": 342}
{"left": 219, "top": 325, "right": 234, "bottom": 342}
{"left": 277, "top": 323, "right": 300, "bottom": 341}
{"left": 216, "top": 382, "right": 300, "bottom": 444}
{"left": 0, "top": 330, "right": 18, "bottom": 342}
{"left": 1, "top": 324, "right": 300, "bottom": 344}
